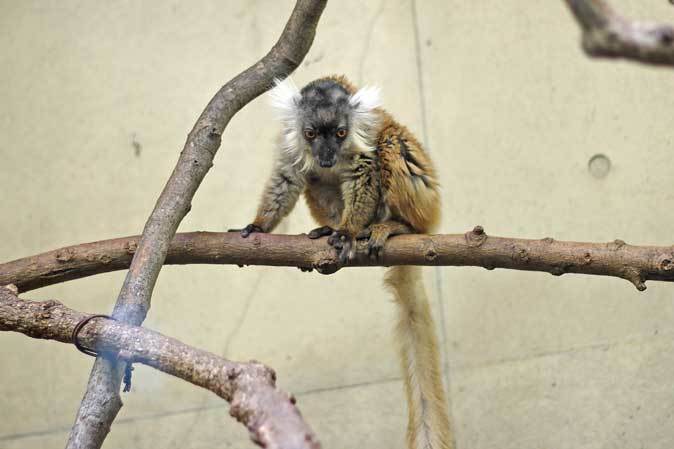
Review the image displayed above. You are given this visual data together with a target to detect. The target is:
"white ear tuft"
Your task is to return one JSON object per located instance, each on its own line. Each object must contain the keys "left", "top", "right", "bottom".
{"left": 349, "top": 85, "right": 382, "bottom": 152}
{"left": 270, "top": 77, "right": 307, "bottom": 169}
{"left": 269, "top": 77, "right": 301, "bottom": 123}
{"left": 348, "top": 85, "right": 382, "bottom": 113}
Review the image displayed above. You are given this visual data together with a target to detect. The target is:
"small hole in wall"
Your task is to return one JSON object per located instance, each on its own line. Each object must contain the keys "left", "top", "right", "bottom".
{"left": 588, "top": 153, "right": 611, "bottom": 179}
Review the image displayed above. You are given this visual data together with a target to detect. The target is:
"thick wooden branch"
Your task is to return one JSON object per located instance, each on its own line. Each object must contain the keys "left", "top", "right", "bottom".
{"left": 564, "top": 0, "right": 674, "bottom": 66}
{"left": 0, "top": 287, "right": 319, "bottom": 449}
{"left": 3, "top": 228, "right": 674, "bottom": 292}
{"left": 109, "top": 0, "right": 327, "bottom": 327}
{"left": 67, "top": 1, "right": 328, "bottom": 448}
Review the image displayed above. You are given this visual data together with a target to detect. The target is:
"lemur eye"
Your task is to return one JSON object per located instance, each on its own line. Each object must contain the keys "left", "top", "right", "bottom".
{"left": 336, "top": 128, "right": 347, "bottom": 138}
{"left": 303, "top": 129, "right": 316, "bottom": 140}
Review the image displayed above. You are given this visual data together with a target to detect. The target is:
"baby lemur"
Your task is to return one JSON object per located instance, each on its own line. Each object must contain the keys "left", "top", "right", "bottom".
{"left": 235, "top": 75, "right": 452, "bottom": 449}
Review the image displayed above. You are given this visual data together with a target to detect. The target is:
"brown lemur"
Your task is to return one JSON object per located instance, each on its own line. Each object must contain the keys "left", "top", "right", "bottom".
{"left": 233, "top": 75, "right": 452, "bottom": 449}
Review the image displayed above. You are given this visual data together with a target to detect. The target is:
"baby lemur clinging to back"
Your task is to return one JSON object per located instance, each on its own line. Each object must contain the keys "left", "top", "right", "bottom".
{"left": 235, "top": 75, "right": 452, "bottom": 449}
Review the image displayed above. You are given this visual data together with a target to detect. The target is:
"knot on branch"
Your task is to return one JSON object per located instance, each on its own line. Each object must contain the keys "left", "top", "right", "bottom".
{"left": 513, "top": 246, "right": 530, "bottom": 263}
{"left": 189, "top": 125, "right": 222, "bottom": 158}
{"left": 124, "top": 240, "right": 138, "bottom": 254}
{"left": 234, "top": 360, "right": 276, "bottom": 382}
{"left": 313, "top": 250, "right": 341, "bottom": 275}
{"left": 423, "top": 238, "right": 439, "bottom": 262}
{"left": 656, "top": 254, "right": 674, "bottom": 272}
{"left": 465, "top": 225, "right": 487, "bottom": 247}
{"left": 183, "top": 240, "right": 195, "bottom": 253}
{"left": 608, "top": 239, "right": 626, "bottom": 251}
{"left": 315, "top": 259, "right": 340, "bottom": 275}
{"left": 228, "top": 361, "right": 277, "bottom": 418}
{"left": 55, "top": 248, "right": 75, "bottom": 262}
{"left": 40, "top": 299, "right": 61, "bottom": 314}
{"left": 425, "top": 248, "right": 438, "bottom": 262}
{"left": 622, "top": 267, "right": 646, "bottom": 291}
{"left": 583, "top": 251, "right": 593, "bottom": 265}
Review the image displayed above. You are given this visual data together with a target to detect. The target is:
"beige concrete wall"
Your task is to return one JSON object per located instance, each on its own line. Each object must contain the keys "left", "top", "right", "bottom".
{"left": 2, "top": 1, "right": 674, "bottom": 448}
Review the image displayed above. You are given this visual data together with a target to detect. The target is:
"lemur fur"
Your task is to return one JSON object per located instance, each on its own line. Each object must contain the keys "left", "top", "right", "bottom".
{"left": 235, "top": 75, "right": 452, "bottom": 449}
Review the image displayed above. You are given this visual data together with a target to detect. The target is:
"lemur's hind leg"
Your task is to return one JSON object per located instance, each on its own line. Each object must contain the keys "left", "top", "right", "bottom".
{"left": 356, "top": 220, "right": 414, "bottom": 261}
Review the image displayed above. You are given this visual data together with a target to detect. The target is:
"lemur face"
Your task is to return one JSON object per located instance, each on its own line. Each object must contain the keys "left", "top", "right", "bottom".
{"left": 269, "top": 76, "right": 381, "bottom": 172}
{"left": 298, "top": 80, "right": 351, "bottom": 168}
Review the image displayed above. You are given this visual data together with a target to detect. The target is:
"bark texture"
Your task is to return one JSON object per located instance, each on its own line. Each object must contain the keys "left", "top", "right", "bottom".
{"left": 3, "top": 227, "right": 674, "bottom": 293}
{"left": 66, "top": 1, "right": 328, "bottom": 448}
{"left": 564, "top": 0, "right": 674, "bottom": 66}
{"left": 0, "top": 287, "right": 319, "bottom": 449}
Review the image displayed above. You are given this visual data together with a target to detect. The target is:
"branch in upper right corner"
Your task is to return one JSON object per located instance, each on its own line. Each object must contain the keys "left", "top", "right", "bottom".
{"left": 564, "top": 0, "right": 674, "bottom": 66}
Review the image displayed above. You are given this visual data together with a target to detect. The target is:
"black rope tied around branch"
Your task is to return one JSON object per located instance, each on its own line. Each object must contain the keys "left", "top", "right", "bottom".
{"left": 71, "top": 314, "right": 134, "bottom": 392}
{"left": 71, "top": 314, "right": 112, "bottom": 356}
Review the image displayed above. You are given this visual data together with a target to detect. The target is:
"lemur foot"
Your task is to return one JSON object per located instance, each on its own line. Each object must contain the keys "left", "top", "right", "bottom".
{"left": 357, "top": 224, "right": 391, "bottom": 261}
{"left": 327, "top": 229, "right": 354, "bottom": 264}
{"left": 307, "top": 225, "right": 335, "bottom": 239}
{"left": 228, "top": 224, "right": 263, "bottom": 238}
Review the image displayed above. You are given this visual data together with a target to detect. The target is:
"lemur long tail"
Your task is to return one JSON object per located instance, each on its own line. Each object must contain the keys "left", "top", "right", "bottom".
{"left": 385, "top": 266, "right": 453, "bottom": 449}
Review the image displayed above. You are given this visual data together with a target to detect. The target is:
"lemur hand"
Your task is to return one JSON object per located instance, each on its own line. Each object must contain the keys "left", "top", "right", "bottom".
{"left": 307, "top": 225, "right": 335, "bottom": 239}
{"left": 228, "top": 224, "right": 263, "bottom": 238}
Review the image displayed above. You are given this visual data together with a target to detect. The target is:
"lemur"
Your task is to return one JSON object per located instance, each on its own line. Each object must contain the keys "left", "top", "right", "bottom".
{"left": 234, "top": 75, "right": 452, "bottom": 449}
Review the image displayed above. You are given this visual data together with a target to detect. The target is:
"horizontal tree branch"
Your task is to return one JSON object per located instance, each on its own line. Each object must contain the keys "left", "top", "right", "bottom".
{"left": 2, "top": 227, "right": 673, "bottom": 292}
{"left": 563, "top": 0, "right": 674, "bottom": 66}
{"left": 0, "top": 286, "right": 319, "bottom": 449}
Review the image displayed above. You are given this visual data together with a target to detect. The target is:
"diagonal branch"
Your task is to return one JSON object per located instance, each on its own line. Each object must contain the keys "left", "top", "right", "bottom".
{"left": 2, "top": 227, "right": 674, "bottom": 293}
{"left": 0, "top": 287, "right": 319, "bottom": 449}
{"left": 563, "top": 0, "right": 674, "bottom": 66}
{"left": 67, "top": 1, "right": 328, "bottom": 448}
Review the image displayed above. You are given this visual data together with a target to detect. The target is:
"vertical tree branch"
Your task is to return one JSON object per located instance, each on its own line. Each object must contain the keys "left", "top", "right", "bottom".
{"left": 66, "top": 2, "right": 328, "bottom": 448}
